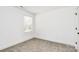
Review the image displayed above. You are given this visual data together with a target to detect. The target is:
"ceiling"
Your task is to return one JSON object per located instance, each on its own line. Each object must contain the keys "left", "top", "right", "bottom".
{"left": 23, "top": 6, "right": 68, "bottom": 14}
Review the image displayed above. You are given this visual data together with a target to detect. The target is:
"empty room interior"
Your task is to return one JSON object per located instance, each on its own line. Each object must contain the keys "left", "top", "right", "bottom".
{"left": 0, "top": 6, "right": 79, "bottom": 52}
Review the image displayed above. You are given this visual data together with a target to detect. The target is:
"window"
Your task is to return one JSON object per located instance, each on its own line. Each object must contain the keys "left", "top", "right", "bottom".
{"left": 24, "top": 16, "right": 32, "bottom": 32}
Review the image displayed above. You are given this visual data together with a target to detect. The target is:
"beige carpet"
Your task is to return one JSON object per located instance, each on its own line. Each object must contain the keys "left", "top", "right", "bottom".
{"left": 0, "top": 38, "right": 77, "bottom": 52}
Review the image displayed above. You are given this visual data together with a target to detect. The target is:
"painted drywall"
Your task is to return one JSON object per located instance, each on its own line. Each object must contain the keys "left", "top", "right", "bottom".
{"left": 35, "top": 7, "right": 77, "bottom": 46}
{"left": 0, "top": 7, "right": 34, "bottom": 50}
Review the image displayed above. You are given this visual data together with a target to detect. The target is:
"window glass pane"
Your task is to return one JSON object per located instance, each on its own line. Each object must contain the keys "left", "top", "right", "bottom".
{"left": 24, "top": 16, "right": 32, "bottom": 32}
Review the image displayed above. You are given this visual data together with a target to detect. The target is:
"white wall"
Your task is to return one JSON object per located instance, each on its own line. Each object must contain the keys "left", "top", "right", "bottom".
{"left": 35, "top": 7, "right": 76, "bottom": 46}
{"left": 0, "top": 7, "right": 34, "bottom": 50}
{"left": 0, "top": 6, "right": 77, "bottom": 50}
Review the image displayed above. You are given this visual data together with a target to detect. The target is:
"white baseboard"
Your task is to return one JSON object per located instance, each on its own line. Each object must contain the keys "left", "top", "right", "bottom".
{"left": 0, "top": 37, "right": 33, "bottom": 50}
